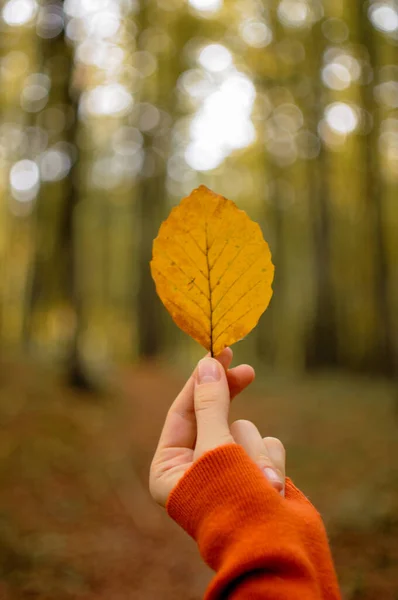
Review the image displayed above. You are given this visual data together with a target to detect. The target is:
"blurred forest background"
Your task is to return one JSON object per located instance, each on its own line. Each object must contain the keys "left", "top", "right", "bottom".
{"left": 0, "top": 0, "right": 398, "bottom": 599}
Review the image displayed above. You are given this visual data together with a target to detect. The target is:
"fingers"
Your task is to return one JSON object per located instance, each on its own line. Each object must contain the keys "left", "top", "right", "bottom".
{"left": 227, "top": 364, "right": 255, "bottom": 399}
{"left": 231, "top": 420, "right": 285, "bottom": 495}
{"left": 263, "top": 436, "right": 286, "bottom": 479}
{"left": 215, "top": 347, "right": 233, "bottom": 371}
{"left": 156, "top": 347, "right": 236, "bottom": 452}
{"left": 209, "top": 348, "right": 255, "bottom": 399}
{"left": 194, "top": 357, "right": 234, "bottom": 458}
{"left": 155, "top": 346, "right": 253, "bottom": 456}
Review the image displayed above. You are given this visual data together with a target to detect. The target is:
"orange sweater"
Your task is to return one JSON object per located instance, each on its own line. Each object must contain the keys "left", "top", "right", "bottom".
{"left": 167, "top": 444, "right": 341, "bottom": 600}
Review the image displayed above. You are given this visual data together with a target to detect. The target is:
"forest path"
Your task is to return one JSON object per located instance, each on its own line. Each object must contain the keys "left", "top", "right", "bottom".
{"left": 0, "top": 358, "right": 397, "bottom": 599}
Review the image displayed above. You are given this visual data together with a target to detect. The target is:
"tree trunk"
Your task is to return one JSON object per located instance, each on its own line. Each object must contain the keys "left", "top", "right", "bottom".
{"left": 305, "top": 22, "right": 338, "bottom": 369}
{"left": 357, "top": 2, "right": 395, "bottom": 376}
{"left": 135, "top": 0, "right": 181, "bottom": 358}
{"left": 27, "top": 0, "right": 93, "bottom": 389}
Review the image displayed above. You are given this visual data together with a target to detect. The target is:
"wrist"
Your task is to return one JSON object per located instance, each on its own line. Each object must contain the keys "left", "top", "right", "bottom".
{"left": 166, "top": 444, "right": 281, "bottom": 539}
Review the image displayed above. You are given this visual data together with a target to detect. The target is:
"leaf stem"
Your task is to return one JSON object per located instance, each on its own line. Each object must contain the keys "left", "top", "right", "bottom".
{"left": 205, "top": 223, "right": 213, "bottom": 357}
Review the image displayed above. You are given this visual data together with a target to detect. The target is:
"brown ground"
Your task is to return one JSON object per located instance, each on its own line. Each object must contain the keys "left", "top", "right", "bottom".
{"left": 0, "top": 358, "right": 397, "bottom": 599}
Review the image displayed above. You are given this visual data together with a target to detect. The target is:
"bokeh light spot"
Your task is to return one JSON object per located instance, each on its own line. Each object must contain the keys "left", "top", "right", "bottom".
{"left": 112, "top": 127, "right": 143, "bottom": 156}
{"left": 277, "top": 0, "right": 309, "bottom": 28}
{"left": 322, "top": 63, "right": 351, "bottom": 91}
{"left": 81, "top": 84, "right": 133, "bottom": 117}
{"left": 321, "top": 18, "right": 349, "bottom": 43}
{"left": 273, "top": 103, "right": 303, "bottom": 133}
{"left": 1, "top": 51, "right": 30, "bottom": 79}
{"left": 137, "top": 103, "right": 161, "bottom": 132}
{"left": 324, "top": 102, "right": 358, "bottom": 134}
{"left": 133, "top": 51, "right": 157, "bottom": 78}
{"left": 374, "top": 81, "right": 398, "bottom": 108}
{"left": 178, "top": 69, "right": 215, "bottom": 101}
{"left": 21, "top": 85, "right": 48, "bottom": 113}
{"left": 188, "top": 0, "right": 222, "bottom": 13}
{"left": 10, "top": 159, "right": 40, "bottom": 203}
{"left": 2, "top": 0, "right": 37, "bottom": 26}
{"left": 240, "top": 20, "right": 273, "bottom": 48}
{"left": 369, "top": 4, "right": 398, "bottom": 33}
{"left": 185, "top": 71, "right": 256, "bottom": 171}
{"left": 77, "top": 41, "right": 125, "bottom": 69}
{"left": 86, "top": 11, "right": 121, "bottom": 39}
{"left": 39, "top": 149, "right": 72, "bottom": 182}
{"left": 296, "top": 130, "right": 320, "bottom": 160}
{"left": 36, "top": 5, "right": 64, "bottom": 38}
{"left": 198, "top": 44, "right": 232, "bottom": 73}
{"left": 184, "top": 143, "right": 224, "bottom": 171}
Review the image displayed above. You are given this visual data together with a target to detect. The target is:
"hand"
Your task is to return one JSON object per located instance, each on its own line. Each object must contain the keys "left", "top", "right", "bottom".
{"left": 150, "top": 348, "right": 286, "bottom": 507}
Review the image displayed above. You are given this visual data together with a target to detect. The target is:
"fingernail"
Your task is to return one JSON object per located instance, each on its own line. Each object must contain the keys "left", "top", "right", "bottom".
{"left": 263, "top": 467, "right": 284, "bottom": 494}
{"left": 197, "top": 358, "right": 221, "bottom": 384}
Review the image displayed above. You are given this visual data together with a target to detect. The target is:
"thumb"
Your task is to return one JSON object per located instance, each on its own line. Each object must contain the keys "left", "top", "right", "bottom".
{"left": 194, "top": 357, "right": 234, "bottom": 458}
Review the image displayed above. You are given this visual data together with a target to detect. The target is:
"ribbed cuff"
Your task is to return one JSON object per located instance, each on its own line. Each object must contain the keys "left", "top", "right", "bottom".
{"left": 166, "top": 443, "right": 281, "bottom": 539}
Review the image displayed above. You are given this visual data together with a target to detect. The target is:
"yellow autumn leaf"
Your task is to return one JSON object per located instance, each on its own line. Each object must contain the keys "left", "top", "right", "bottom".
{"left": 150, "top": 185, "right": 274, "bottom": 356}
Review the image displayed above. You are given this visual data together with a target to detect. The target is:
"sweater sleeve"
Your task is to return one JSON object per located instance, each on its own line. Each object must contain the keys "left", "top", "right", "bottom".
{"left": 166, "top": 444, "right": 341, "bottom": 600}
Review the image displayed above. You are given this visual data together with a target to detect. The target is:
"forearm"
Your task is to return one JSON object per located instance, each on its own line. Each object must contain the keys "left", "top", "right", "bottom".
{"left": 167, "top": 445, "right": 341, "bottom": 600}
